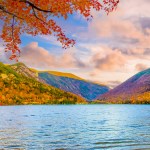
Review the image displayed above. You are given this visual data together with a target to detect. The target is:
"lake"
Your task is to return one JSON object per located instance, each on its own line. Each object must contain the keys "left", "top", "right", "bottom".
{"left": 0, "top": 105, "right": 150, "bottom": 150}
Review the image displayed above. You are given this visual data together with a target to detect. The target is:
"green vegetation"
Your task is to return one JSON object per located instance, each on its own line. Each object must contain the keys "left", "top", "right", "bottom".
{"left": 0, "top": 62, "right": 86, "bottom": 105}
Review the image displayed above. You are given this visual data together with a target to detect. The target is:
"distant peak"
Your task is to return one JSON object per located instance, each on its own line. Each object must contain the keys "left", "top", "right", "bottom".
{"left": 140, "top": 68, "right": 150, "bottom": 74}
{"left": 133, "top": 68, "right": 150, "bottom": 80}
{"left": 40, "top": 70, "right": 83, "bottom": 80}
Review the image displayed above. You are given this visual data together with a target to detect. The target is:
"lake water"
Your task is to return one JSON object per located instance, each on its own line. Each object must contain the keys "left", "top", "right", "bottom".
{"left": 0, "top": 105, "right": 150, "bottom": 150}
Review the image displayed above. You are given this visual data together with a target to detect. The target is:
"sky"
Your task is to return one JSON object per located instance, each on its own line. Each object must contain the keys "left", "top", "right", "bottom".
{"left": 0, "top": 0, "right": 150, "bottom": 88}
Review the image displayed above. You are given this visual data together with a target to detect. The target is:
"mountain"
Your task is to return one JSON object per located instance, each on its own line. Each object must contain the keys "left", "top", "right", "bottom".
{"left": 39, "top": 72, "right": 109, "bottom": 101}
{"left": 45, "top": 71, "right": 83, "bottom": 80}
{"left": 10, "top": 62, "right": 45, "bottom": 83}
{"left": 96, "top": 68, "right": 150, "bottom": 104}
{"left": 9, "top": 63, "right": 109, "bottom": 101}
{"left": 0, "top": 62, "right": 86, "bottom": 105}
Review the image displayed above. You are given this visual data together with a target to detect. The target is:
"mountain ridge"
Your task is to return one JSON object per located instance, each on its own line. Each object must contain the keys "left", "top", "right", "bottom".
{"left": 5, "top": 62, "right": 109, "bottom": 101}
{"left": 40, "top": 71, "right": 83, "bottom": 81}
{"left": 96, "top": 68, "right": 150, "bottom": 104}
{"left": 2, "top": 62, "right": 149, "bottom": 104}
{"left": 0, "top": 62, "right": 86, "bottom": 105}
{"left": 39, "top": 72, "right": 109, "bottom": 101}
{"left": 10, "top": 62, "right": 109, "bottom": 101}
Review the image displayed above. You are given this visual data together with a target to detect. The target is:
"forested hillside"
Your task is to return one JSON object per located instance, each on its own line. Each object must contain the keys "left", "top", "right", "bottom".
{"left": 0, "top": 62, "right": 86, "bottom": 105}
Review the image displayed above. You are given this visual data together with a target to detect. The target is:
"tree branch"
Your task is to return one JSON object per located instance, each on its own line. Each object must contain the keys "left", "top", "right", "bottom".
{"left": 32, "top": 6, "right": 47, "bottom": 24}
{"left": 11, "top": 15, "right": 15, "bottom": 45}
{"left": 19, "top": 0, "right": 52, "bottom": 13}
{"left": 0, "top": 5, "right": 23, "bottom": 20}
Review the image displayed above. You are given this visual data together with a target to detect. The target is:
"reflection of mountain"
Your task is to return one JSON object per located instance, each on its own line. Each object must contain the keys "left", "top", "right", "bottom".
{"left": 97, "top": 68, "right": 150, "bottom": 103}
{"left": 39, "top": 72, "right": 109, "bottom": 101}
{"left": 0, "top": 62, "right": 86, "bottom": 105}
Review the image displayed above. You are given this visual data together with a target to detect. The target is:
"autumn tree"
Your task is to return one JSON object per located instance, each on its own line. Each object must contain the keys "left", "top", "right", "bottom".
{"left": 0, "top": 0, "right": 119, "bottom": 60}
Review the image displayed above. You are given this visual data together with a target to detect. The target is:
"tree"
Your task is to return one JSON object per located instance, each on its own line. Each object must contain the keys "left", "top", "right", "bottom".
{"left": 0, "top": 0, "right": 119, "bottom": 60}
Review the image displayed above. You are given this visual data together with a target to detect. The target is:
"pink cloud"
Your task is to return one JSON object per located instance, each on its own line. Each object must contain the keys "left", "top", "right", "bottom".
{"left": 92, "top": 49, "right": 127, "bottom": 71}
{"left": 135, "top": 63, "right": 148, "bottom": 71}
{"left": 20, "top": 42, "right": 83, "bottom": 69}
{"left": 87, "top": 0, "right": 150, "bottom": 58}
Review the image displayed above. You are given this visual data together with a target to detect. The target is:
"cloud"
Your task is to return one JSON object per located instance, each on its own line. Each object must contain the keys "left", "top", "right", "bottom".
{"left": 20, "top": 42, "right": 56, "bottom": 69}
{"left": 135, "top": 63, "right": 148, "bottom": 71}
{"left": 90, "top": 14, "right": 150, "bottom": 56}
{"left": 91, "top": 48, "right": 127, "bottom": 71}
{"left": 0, "top": 43, "right": 16, "bottom": 64}
{"left": 139, "top": 17, "right": 150, "bottom": 30}
{"left": 90, "top": 16, "right": 142, "bottom": 40}
{"left": 86, "top": 0, "right": 150, "bottom": 60}
{"left": 20, "top": 42, "right": 85, "bottom": 70}
{"left": 120, "top": 0, "right": 150, "bottom": 18}
{"left": 97, "top": 51, "right": 126, "bottom": 71}
{"left": 0, "top": 0, "right": 150, "bottom": 86}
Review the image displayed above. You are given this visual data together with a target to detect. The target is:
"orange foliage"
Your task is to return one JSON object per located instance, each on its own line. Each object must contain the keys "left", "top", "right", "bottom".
{"left": 131, "top": 92, "right": 150, "bottom": 104}
{"left": 98, "top": 92, "right": 150, "bottom": 104}
{"left": 0, "top": 0, "right": 119, "bottom": 60}
{"left": 0, "top": 74, "right": 87, "bottom": 105}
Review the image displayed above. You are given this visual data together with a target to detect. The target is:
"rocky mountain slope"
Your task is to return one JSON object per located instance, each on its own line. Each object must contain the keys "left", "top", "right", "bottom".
{"left": 10, "top": 63, "right": 45, "bottom": 83}
{"left": 96, "top": 68, "right": 150, "bottom": 104}
{"left": 39, "top": 72, "right": 109, "bottom": 101}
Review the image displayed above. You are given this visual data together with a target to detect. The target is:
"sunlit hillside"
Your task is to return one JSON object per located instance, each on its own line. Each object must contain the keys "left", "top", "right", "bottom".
{"left": 0, "top": 62, "right": 86, "bottom": 105}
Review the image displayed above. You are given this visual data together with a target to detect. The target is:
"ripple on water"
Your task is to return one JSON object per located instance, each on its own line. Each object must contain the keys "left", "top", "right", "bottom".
{"left": 0, "top": 105, "right": 150, "bottom": 150}
{"left": 92, "top": 143, "right": 150, "bottom": 150}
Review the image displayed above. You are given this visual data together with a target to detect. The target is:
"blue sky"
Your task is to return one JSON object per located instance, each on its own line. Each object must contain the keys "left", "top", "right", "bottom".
{"left": 0, "top": 0, "right": 150, "bottom": 88}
